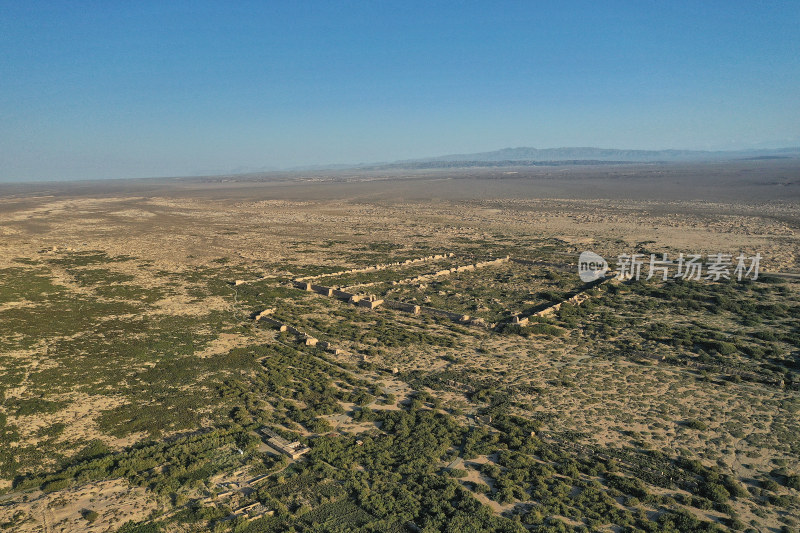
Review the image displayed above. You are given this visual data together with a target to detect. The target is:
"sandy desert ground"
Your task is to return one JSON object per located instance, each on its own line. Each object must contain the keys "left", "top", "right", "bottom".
{"left": 0, "top": 160, "right": 798, "bottom": 532}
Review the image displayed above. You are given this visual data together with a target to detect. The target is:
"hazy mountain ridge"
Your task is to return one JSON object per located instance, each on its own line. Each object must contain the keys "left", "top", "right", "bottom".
{"left": 308, "top": 146, "right": 800, "bottom": 172}
{"left": 411, "top": 146, "right": 800, "bottom": 163}
{"left": 357, "top": 159, "right": 635, "bottom": 170}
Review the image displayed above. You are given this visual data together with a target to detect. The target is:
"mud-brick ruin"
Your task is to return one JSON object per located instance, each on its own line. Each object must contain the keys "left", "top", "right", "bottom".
{"left": 246, "top": 252, "right": 611, "bottom": 358}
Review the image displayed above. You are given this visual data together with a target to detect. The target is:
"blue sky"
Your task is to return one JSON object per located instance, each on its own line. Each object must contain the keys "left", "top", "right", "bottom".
{"left": 1, "top": 1, "right": 798, "bottom": 181}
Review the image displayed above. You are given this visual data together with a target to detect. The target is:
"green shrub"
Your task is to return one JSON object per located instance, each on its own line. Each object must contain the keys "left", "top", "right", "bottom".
{"left": 527, "top": 323, "right": 565, "bottom": 337}
{"left": 685, "top": 419, "right": 708, "bottom": 430}
{"left": 117, "top": 521, "right": 162, "bottom": 533}
{"left": 42, "top": 478, "right": 71, "bottom": 493}
{"left": 703, "top": 482, "right": 731, "bottom": 503}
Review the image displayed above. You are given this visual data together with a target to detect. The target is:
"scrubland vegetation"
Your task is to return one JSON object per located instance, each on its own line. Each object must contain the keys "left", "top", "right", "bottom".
{"left": 1, "top": 177, "right": 798, "bottom": 531}
{"left": 2, "top": 243, "right": 798, "bottom": 533}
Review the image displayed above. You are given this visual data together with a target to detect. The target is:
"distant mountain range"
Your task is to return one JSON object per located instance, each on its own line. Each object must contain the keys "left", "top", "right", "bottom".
{"left": 350, "top": 146, "right": 800, "bottom": 170}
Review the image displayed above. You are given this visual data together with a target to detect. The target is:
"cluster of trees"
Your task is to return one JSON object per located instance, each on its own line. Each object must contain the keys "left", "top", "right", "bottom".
{"left": 500, "top": 322, "right": 564, "bottom": 337}
{"left": 628, "top": 276, "right": 798, "bottom": 327}
{"left": 13, "top": 426, "right": 253, "bottom": 496}
{"left": 299, "top": 408, "right": 525, "bottom": 532}
{"left": 470, "top": 433, "right": 735, "bottom": 531}
{"left": 212, "top": 341, "right": 386, "bottom": 435}
{"left": 8, "top": 255, "right": 793, "bottom": 531}
{"left": 554, "top": 274, "right": 800, "bottom": 390}
{"left": 11, "top": 374, "right": 771, "bottom": 532}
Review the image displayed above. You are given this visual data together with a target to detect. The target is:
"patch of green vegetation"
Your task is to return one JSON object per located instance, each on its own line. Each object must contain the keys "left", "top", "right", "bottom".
{"left": 81, "top": 509, "right": 99, "bottom": 523}
{"left": 685, "top": 418, "right": 709, "bottom": 431}
{"left": 11, "top": 257, "right": 40, "bottom": 265}
{"left": 0, "top": 294, "right": 143, "bottom": 352}
{"left": 68, "top": 268, "right": 135, "bottom": 287}
{"left": 46, "top": 251, "right": 133, "bottom": 268}
{"left": 2, "top": 243, "right": 797, "bottom": 531}
{"left": 63, "top": 267, "right": 169, "bottom": 302}
{"left": 8, "top": 397, "right": 66, "bottom": 416}
{"left": 501, "top": 322, "right": 564, "bottom": 337}
{"left": 0, "top": 267, "right": 67, "bottom": 304}
{"left": 15, "top": 426, "right": 252, "bottom": 495}
{"left": 25, "top": 312, "right": 228, "bottom": 395}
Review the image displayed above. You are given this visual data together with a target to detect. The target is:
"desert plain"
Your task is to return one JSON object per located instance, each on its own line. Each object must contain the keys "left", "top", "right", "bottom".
{"left": 0, "top": 160, "right": 798, "bottom": 532}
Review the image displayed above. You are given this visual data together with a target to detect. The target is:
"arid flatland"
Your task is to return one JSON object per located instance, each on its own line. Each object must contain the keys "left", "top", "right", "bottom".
{"left": 0, "top": 161, "right": 799, "bottom": 532}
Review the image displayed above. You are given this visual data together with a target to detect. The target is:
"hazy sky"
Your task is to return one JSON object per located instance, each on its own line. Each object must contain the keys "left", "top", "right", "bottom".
{"left": 1, "top": 1, "right": 799, "bottom": 182}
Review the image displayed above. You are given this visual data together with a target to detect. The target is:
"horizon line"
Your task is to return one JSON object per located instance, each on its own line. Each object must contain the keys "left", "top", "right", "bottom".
{"left": 2, "top": 144, "right": 799, "bottom": 185}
